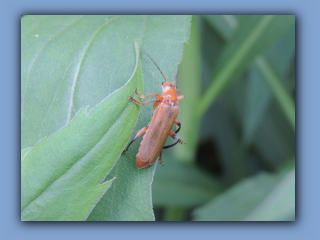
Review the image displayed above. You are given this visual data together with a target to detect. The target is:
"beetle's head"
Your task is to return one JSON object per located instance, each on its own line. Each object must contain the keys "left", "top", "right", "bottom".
{"left": 161, "top": 81, "right": 176, "bottom": 92}
{"left": 161, "top": 80, "right": 178, "bottom": 102}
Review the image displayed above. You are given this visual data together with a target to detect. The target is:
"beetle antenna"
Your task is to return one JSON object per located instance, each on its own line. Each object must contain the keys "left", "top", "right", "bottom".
{"left": 141, "top": 50, "right": 167, "bottom": 82}
{"left": 173, "top": 69, "right": 179, "bottom": 85}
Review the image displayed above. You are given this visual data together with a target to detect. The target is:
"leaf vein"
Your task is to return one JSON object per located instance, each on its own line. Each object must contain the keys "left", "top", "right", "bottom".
{"left": 66, "top": 15, "right": 121, "bottom": 122}
{"left": 22, "top": 100, "right": 130, "bottom": 214}
{"left": 21, "top": 16, "right": 85, "bottom": 114}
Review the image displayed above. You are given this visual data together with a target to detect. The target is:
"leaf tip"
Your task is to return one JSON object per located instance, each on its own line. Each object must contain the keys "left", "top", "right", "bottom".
{"left": 133, "top": 39, "right": 140, "bottom": 58}
{"left": 100, "top": 176, "right": 116, "bottom": 186}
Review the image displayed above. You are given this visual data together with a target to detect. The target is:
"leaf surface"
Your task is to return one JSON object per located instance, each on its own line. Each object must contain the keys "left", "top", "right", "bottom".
{"left": 21, "top": 41, "right": 142, "bottom": 221}
{"left": 21, "top": 15, "right": 191, "bottom": 221}
{"left": 193, "top": 166, "right": 295, "bottom": 221}
{"left": 86, "top": 16, "right": 192, "bottom": 221}
{"left": 152, "top": 156, "right": 222, "bottom": 207}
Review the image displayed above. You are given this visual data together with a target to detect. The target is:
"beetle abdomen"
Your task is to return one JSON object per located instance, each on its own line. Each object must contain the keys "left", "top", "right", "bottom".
{"left": 136, "top": 103, "right": 179, "bottom": 168}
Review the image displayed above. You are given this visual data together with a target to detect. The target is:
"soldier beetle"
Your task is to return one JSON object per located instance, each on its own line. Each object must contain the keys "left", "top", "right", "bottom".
{"left": 123, "top": 51, "right": 185, "bottom": 169}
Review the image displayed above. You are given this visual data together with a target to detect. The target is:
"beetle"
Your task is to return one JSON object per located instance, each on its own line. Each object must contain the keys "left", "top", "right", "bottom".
{"left": 122, "top": 51, "right": 185, "bottom": 168}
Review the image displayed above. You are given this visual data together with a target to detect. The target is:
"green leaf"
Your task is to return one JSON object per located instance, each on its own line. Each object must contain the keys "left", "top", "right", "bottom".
{"left": 21, "top": 147, "right": 32, "bottom": 161}
{"left": 87, "top": 16, "right": 192, "bottom": 221}
{"left": 22, "top": 16, "right": 191, "bottom": 221}
{"left": 193, "top": 166, "right": 295, "bottom": 221}
{"left": 152, "top": 155, "right": 222, "bottom": 207}
{"left": 197, "top": 15, "right": 295, "bottom": 117}
{"left": 21, "top": 41, "right": 142, "bottom": 221}
{"left": 244, "top": 168, "right": 295, "bottom": 221}
{"left": 22, "top": 15, "right": 190, "bottom": 149}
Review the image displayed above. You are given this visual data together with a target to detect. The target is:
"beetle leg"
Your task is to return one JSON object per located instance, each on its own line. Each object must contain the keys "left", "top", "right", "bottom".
{"left": 156, "top": 94, "right": 162, "bottom": 100}
{"left": 129, "top": 96, "right": 160, "bottom": 106}
{"left": 177, "top": 95, "right": 185, "bottom": 101}
{"left": 163, "top": 131, "right": 185, "bottom": 149}
{"left": 134, "top": 88, "right": 158, "bottom": 98}
{"left": 122, "top": 126, "right": 148, "bottom": 153}
{"left": 134, "top": 88, "right": 162, "bottom": 101}
{"left": 158, "top": 151, "right": 164, "bottom": 166}
{"left": 163, "top": 140, "right": 179, "bottom": 149}
{"left": 168, "top": 131, "right": 185, "bottom": 144}
{"left": 174, "top": 119, "right": 181, "bottom": 133}
{"left": 153, "top": 100, "right": 160, "bottom": 109}
{"left": 151, "top": 95, "right": 163, "bottom": 109}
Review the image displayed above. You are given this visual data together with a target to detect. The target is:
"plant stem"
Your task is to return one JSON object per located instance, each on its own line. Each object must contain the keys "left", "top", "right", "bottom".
{"left": 255, "top": 56, "right": 295, "bottom": 131}
{"left": 163, "top": 207, "right": 185, "bottom": 221}
{"left": 197, "top": 15, "right": 275, "bottom": 117}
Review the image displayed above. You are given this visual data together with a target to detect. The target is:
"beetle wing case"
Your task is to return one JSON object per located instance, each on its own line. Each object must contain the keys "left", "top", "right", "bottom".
{"left": 136, "top": 103, "right": 179, "bottom": 168}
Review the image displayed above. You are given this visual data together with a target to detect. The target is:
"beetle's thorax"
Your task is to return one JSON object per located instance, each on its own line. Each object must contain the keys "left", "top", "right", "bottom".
{"left": 161, "top": 82, "right": 178, "bottom": 103}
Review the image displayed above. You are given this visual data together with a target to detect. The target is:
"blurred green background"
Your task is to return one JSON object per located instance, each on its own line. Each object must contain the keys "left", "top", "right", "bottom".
{"left": 152, "top": 15, "right": 295, "bottom": 221}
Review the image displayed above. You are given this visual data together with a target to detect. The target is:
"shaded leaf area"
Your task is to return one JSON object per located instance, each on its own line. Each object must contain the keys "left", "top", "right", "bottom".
{"left": 204, "top": 15, "right": 238, "bottom": 40}
{"left": 171, "top": 15, "right": 295, "bottom": 184}
{"left": 193, "top": 166, "right": 295, "bottom": 221}
{"left": 153, "top": 154, "right": 222, "bottom": 208}
{"left": 255, "top": 56, "right": 295, "bottom": 130}
{"left": 21, "top": 42, "right": 142, "bottom": 221}
{"left": 204, "top": 15, "right": 295, "bottom": 145}
{"left": 152, "top": 15, "right": 295, "bottom": 221}
{"left": 198, "top": 15, "right": 295, "bottom": 116}
{"left": 197, "top": 16, "right": 295, "bottom": 185}
{"left": 196, "top": 17, "right": 249, "bottom": 184}
{"left": 244, "top": 27, "right": 295, "bottom": 143}
{"left": 87, "top": 15, "right": 192, "bottom": 221}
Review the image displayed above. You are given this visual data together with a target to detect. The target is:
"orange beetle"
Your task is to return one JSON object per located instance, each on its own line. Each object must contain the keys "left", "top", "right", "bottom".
{"left": 123, "top": 52, "right": 185, "bottom": 168}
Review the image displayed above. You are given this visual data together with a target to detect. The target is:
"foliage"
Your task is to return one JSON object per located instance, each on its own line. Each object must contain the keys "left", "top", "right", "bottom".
{"left": 21, "top": 15, "right": 295, "bottom": 221}
{"left": 154, "top": 15, "right": 295, "bottom": 221}
{"left": 193, "top": 165, "right": 295, "bottom": 221}
{"left": 21, "top": 15, "right": 191, "bottom": 221}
